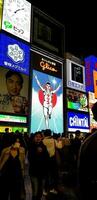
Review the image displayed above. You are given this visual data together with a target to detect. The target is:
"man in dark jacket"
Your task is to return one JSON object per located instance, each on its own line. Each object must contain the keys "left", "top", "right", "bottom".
{"left": 28, "top": 131, "right": 49, "bottom": 200}
{"left": 78, "top": 102, "right": 97, "bottom": 200}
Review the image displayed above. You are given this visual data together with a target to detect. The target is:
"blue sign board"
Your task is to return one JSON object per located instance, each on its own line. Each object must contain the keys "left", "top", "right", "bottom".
{"left": 85, "top": 55, "right": 97, "bottom": 92}
{"left": 68, "top": 111, "right": 90, "bottom": 132}
{"left": 0, "top": 32, "right": 30, "bottom": 75}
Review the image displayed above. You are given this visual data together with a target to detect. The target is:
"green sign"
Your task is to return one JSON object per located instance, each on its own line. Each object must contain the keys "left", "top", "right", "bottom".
{"left": 0, "top": 114, "right": 27, "bottom": 123}
{"left": 0, "top": 0, "right": 3, "bottom": 30}
{"left": 4, "top": 21, "right": 12, "bottom": 29}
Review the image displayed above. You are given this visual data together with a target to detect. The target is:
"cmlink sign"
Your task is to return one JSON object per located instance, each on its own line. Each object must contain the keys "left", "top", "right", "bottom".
{"left": 68, "top": 111, "right": 90, "bottom": 132}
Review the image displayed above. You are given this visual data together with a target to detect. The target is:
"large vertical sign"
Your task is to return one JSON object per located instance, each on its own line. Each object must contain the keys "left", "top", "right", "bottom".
{"left": 88, "top": 92, "right": 97, "bottom": 131}
{"left": 2, "top": 0, "right": 31, "bottom": 42}
{"left": 85, "top": 55, "right": 97, "bottom": 94}
{"left": 30, "top": 51, "right": 63, "bottom": 134}
{"left": 93, "top": 70, "right": 97, "bottom": 99}
{"left": 66, "top": 59, "right": 86, "bottom": 92}
{"left": 85, "top": 56, "right": 97, "bottom": 132}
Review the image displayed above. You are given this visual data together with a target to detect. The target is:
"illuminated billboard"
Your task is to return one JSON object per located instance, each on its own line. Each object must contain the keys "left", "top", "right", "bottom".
{"left": 0, "top": 67, "right": 29, "bottom": 115}
{"left": 93, "top": 70, "right": 97, "bottom": 99}
{"left": 31, "top": 50, "right": 62, "bottom": 78}
{"left": 0, "top": 126, "right": 27, "bottom": 133}
{"left": 0, "top": 114, "right": 27, "bottom": 123}
{"left": 88, "top": 91, "right": 97, "bottom": 131}
{"left": 0, "top": 0, "right": 3, "bottom": 30}
{"left": 67, "top": 111, "right": 90, "bottom": 132}
{"left": 67, "top": 89, "right": 88, "bottom": 112}
{"left": 31, "top": 7, "right": 65, "bottom": 57}
{"left": 2, "top": 0, "right": 31, "bottom": 42}
{"left": 85, "top": 55, "right": 97, "bottom": 93}
{"left": 66, "top": 59, "right": 86, "bottom": 92}
{"left": 31, "top": 69, "right": 63, "bottom": 134}
{"left": 0, "top": 33, "right": 30, "bottom": 75}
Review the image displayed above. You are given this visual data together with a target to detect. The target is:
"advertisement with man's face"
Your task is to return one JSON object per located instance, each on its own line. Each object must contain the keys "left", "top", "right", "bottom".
{"left": 31, "top": 69, "right": 63, "bottom": 134}
{"left": 0, "top": 67, "right": 29, "bottom": 115}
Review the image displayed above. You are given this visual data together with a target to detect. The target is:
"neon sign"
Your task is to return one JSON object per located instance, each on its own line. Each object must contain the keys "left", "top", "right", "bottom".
{"left": 85, "top": 55, "right": 97, "bottom": 92}
{"left": 68, "top": 111, "right": 90, "bottom": 132}
{"left": 0, "top": 33, "right": 30, "bottom": 75}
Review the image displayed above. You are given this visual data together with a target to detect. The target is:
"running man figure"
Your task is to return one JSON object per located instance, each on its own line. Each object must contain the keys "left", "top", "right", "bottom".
{"left": 34, "top": 74, "right": 62, "bottom": 129}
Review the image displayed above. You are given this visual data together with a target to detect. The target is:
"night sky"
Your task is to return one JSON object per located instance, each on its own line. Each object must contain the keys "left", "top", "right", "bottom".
{"left": 29, "top": 0, "right": 97, "bottom": 60}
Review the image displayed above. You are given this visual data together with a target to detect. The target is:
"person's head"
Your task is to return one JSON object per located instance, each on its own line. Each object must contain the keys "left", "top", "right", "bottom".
{"left": 92, "top": 102, "right": 97, "bottom": 121}
{"left": 34, "top": 132, "right": 43, "bottom": 144}
{"left": 6, "top": 70, "right": 23, "bottom": 96}
{"left": 45, "top": 82, "right": 51, "bottom": 90}
{"left": 5, "top": 127, "right": 9, "bottom": 133}
{"left": 75, "top": 130, "right": 81, "bottom": 137}
{"left": 44, "top": 129, "right": 52, "bottom": 137}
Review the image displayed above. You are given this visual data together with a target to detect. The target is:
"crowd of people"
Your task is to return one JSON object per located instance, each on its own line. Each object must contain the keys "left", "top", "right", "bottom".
{"left": 0, "top": 128, "right": 82, "bottom": 200}
{"left": 0, "top": 102, "right": 97, "bottom": 200}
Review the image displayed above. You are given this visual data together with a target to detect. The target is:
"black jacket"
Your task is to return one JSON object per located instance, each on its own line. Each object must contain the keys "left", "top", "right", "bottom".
{"left": 78, "top": 131, "right": 97, "bottom": 200}
{"left": 28, "top": 141, "right": 49, "bottom": 178}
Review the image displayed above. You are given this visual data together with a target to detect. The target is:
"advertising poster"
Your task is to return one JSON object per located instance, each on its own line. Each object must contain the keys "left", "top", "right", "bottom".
{"left": 66, "top": 59, "right": 86, "bottom": 92}
{"left": 0, "top": 33, "right": 30, "bottom": 75}
{"left": 2, "top": 0, "right": 31, "bottom": 42}
{"left": 67, "top": 89, "right": 88, "bottom": 112}
{"left": 85, "top": 55, "right": 97, "bottom": 92}
{"left": 67, "top": 111, "right": 90, "bottom": 132}
{"left": 88, "top": 91, "right": 97, "bottom": 131}
{"left": 0, "top": 67, "right": 29, "bottom": 115}
{"left": 31, "top": 69, "right": 63, "bottom": 134}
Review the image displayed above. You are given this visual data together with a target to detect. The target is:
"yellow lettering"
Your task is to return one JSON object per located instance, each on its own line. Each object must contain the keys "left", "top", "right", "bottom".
{"left": 40, "top": 61, "right": 57, "bottom": 72}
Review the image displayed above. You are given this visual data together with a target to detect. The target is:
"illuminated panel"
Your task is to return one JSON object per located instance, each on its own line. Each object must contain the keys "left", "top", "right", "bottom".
{"left": 0, "top": 0, "right": 3, "bottom": 30}
{"left": 0, "top": 114, "right": 27, "bottom": 123}
{"left": 2, "top": 0, "right": 31, "bottom": 42}
{"left": 31, "top": 50, "right": 62, "bottom": 78}
{"left": 31, "top": 69, "right": 63, "bottom": 134}
{"left": 0, "top": 33, "right": 30, "bottom": 75}
{"left": 0, "top": 126, "right": 27, "bottom": 133}
{"left": 66, "top": 59, "right": 86, "bottom": 92}
{"left": 88, "top": 91, "right": 97, "bottom": 131}
{"left": 67, "top": 89, "right": 88, "bottom": 112}
{"left": 67, "top": 111, "right": 90, "bottom": 133}
{"left": 0, "top": 66, "right": 29, "bottom": 115}
{"left": 93, "top": 70, "right": 97, "bottom": 99}
{"left": 85, "top": 55, "right": 97, "bottom": 92}
{"left": 12, "top": 127, "right": 27, "bottom": 132}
